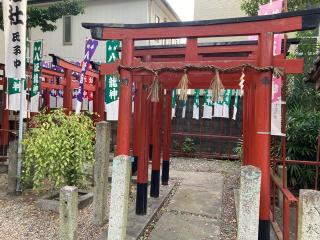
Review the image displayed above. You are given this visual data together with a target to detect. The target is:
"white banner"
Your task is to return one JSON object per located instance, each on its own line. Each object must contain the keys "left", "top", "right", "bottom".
{"left": 3, "top": 0, "right": 27, "bottom": 79}
{"left": 202, "top": 89, "right": 213, "bottom": 119}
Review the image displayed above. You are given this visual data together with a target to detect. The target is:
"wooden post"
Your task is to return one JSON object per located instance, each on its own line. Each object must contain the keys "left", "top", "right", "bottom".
{"left": 63, "top": 69, "right": 72, "bottom": 113}
{"left": 162, "top": 90, "right": 172, "bottom": 185}
{"left": 150, "top": 88, "right": 163, "bottom": 198}
{"left": 116, "top": 38, "right": 133, "bottom": 156}
{"left": 136, "top": 80, "right": 150, "bottom": 215}
{"left": 1, "top": 76, "right": 9, "bottom": 146}
{"left": 132, "top": 79, "right": 141, "bottom": 175}
{"left": 255, "top": 32, "right": 273, "bottom": 240}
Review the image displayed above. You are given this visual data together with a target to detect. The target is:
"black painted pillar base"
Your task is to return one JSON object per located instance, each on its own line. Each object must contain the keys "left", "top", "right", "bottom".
{"left": 132, "top": 156, "right": 138, "bottom": 176}
{"left": 150, "top": 170, "right": 160, "bottom": 198}
{"left": 258, "top": 220, "right": 270, "bottom": 240}
{"left": 162, "top": 160, "right": 169, "bottom": 185}
{"left": 136, "top": 183, "right": 148, "bottom": 215}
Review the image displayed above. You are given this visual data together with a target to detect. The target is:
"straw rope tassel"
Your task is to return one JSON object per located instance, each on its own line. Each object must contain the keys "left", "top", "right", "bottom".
{"left": 210, "top": 69, "right": 224, "bottom": 102}
{"left": 148, "top": 72, "right": 160, "bottom": 102}
{"left": 239, "top": 69, "right": 245, "bottom": 97}
{"left": 178, "top": 70, "right": 189, "bottom": 101}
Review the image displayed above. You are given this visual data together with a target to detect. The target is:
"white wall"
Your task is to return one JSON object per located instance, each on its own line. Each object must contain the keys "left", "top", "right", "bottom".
{"left": 0, "top": 0, "right": 149, "bottom": 64}
{"left": 194, "top": 0, "right": 247, "bottom": 42}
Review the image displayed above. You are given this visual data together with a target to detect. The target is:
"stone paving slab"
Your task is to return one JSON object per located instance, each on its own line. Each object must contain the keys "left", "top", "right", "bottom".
{"left": 150, "top": 171, "right": 223, "bottom": 240}
{"left": 150, "top": 211, "right": 220, "bottom": 240}
{"left": 168, "top": 186, "right": 222, "bottom": 219}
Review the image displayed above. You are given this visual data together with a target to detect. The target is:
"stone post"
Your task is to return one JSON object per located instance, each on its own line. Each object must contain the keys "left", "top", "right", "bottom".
{"left": 7, "top": 140, "right": 18, "bottom": 195}
{"left": 237, "top": 165, "right": 261, "bottom": 240}
{"left": 108, "top": 155, "right": 131, "bottom": 240}
{"left": 59, "top": 186, "right": 78, "bottom": 240}
{"left": 277, "top": 165, "right": 287, "bottom": 210}
{"left": 93, "top": 121, "right": 111, "bottom": 226}
{"left": 298, "top": 190, "right": 320, "bottom": 240}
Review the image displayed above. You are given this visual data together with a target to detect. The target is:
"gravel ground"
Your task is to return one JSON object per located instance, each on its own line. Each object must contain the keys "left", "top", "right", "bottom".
{"left": 0, "top": 174, "right": 136, "bottom": 240}
{"left": 170, "top": 157, "right": 241, "bottom": 240}
{"left": 0, "top": 157, "right": 240, "bottom": 240}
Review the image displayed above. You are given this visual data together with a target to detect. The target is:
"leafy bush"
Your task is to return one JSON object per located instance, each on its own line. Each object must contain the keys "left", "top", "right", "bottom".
{"left": 286, "top": 108, "right": 320, "bottom": 187}
{"left": 182, "top": 138, "right": 196, "bottom": 153}
{"left": 234, "top": 139, "right": 243, "bottom": 161}
{"left": 22, "top": 109, "right": 95, "bottom": 190}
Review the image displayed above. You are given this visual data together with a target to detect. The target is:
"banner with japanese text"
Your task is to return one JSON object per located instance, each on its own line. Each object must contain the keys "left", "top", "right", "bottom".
{"left": 6, "top": 78, "right": 27, "bottom": 118}
{"left": 3, "top": 0, "right": 27, "bottom": 79}
{"left": 75, "top": 39, "right": 98, "bottom": 114}
{"left": 253, "top": 0, "right": 284, "bottom": 135}
{"left": 172, "top": 89, "right": 177, "bottom": 119}
{"left": 232, "top": 90, "right": 240, "bottom": 120}
{"left": 182, "top": 100, "right": 187, "bottom": 118}
{"left": 105, "top": 40, "right": 120, "bottom": 121}
{"left": 30, "top": 40, "right": 42, "bottom": 112}
{"left": 222, "top": 89, "right": 232, "bottom": 118}
{"left": 192, "top": 89, "right": 200, "bottom": 120}
{"left": 202, "top": 89, "right": 213, "bottom": 119}
{"left": 213, "top": 90, "right": 224, "bottom": 118}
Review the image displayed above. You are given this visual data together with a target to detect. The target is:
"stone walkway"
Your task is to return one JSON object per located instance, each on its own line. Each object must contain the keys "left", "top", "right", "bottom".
{"left": 149, "top": 170, "right": 224, "bottom": 240}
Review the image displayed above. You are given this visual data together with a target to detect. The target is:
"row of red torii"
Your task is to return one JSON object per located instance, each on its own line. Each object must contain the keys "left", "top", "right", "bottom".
{"left": 82, "top": 9, "right": 320, "bottom": 240}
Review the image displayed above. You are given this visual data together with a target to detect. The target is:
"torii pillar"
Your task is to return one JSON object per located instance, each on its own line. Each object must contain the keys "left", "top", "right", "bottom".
{"left": 162, "top": 90, "right": 172, "bottom": 185}
{"left": 116, "top": 38, "right": 134, "bottom": 155}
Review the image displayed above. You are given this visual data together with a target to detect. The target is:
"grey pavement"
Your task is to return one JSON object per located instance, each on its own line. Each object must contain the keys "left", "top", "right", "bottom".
{"left": 150, "top": 170, "right": 224, "bottom": 240}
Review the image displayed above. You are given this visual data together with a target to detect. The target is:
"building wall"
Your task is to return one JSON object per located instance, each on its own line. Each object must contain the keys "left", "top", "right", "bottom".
{"left": 147, "top": 0, "right": 181, "bottom": 46}
{"left": 194, "top": 0, "right": 247, "bottom": 42}
{"left": 0, "top": 0, "right": 149, "bottom": 64}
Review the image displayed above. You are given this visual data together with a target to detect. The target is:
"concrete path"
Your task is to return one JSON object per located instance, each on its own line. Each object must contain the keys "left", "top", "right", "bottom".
{"left": 150, "top": 170, "right": 224, "bottom": 240}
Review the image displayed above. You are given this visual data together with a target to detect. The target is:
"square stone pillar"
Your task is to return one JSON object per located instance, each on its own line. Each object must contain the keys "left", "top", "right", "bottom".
{"left": 59, "top": 186, "right": 78, "bottom": 240}
{"left": 108, "top": 155, "right": 131, "bottom": 240}
{"left": 93, "top": 121, "right": 111, "bottom": 226}
{"left": 237, "top": 165, "right": 261, "bottom": 240}
{"left": 298, "top": 190, "right": 320, "bottom": 240}
{"left": 7, "top": 140, "right": 18, "bottom": 195}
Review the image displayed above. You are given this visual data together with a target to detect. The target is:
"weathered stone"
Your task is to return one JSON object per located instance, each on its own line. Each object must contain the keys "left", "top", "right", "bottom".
{"left": 59, "top": 186, "right": 78, "bottom": 240}
{"left": 237, "top": 165, "right": 261, "bottom": 240}
{"left": 93, "top": 121, "right": 111, "bottom": 226}
{"left": 108, "top": 155, "right": 131, "bottom": 240}
{"left": 36, "top": 189, "right": 92, "bottom": 212}
{"left": 298, "top": 189, "right": 320, "bottom": 240}
{"left": 7, "top": 140, "right": 18, "bottom": 195}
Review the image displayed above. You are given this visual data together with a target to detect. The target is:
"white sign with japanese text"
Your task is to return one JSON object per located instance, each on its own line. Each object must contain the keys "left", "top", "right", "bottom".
{"left": 3, "top": 0, "right": 27, "bottom": 79}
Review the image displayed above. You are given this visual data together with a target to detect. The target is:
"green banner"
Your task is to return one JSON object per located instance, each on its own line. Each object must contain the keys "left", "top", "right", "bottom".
{"left": 105, "top": 40, "right": 120, "bottom": 104}
{"left": 105, "top": 75, "right": 120, "bottom": 104}
{"left": 194, "top": 89, "right": 200, "bottom": 108}
{"left": 30, "top": 41, "right": 42, "bottom": 97}
{"left": 203, "top": 89, "right": 213, "bottom": 107}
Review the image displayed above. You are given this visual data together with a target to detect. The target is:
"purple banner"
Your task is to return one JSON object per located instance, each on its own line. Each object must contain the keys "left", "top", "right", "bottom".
{"left": 76, "top": 39, "right": 98, "bottom": 113}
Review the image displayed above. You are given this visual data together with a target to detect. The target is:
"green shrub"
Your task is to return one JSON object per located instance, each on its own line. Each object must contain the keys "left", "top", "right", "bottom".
{"left": 22, "top": 109, "right": 95, "bottom": 190}
{"left": 182, "top": 138, "right": 196, "bottom": 153}
{"left": 286, "top": 108, "right": 320, "bottom": 187}
{"left": 234, "top": 139, "right": 243, "bottom": 161}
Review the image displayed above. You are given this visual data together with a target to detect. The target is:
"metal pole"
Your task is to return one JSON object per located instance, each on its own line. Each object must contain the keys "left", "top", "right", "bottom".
{"left": 16, "top": 77, "right": 24, "bottom": 192}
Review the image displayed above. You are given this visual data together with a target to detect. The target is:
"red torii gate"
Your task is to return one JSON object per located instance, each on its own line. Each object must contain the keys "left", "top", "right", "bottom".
{"left": 83, "top": 9, "right": 320, "bottom": 240}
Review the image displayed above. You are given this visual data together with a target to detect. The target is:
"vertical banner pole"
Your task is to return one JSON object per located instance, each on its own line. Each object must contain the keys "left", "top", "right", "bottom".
{"left": 16, "top": 78, "right": 24, "bottom": 191}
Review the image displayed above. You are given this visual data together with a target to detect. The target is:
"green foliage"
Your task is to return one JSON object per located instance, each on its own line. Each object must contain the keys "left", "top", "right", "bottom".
{"left": 182, "top": 138, "right": 196, "bottom": 153}
{"left": 0, "top": 0, "right": 85, "bottom": 32}
{"left": 241, "top": 0, "right": 320, "bottom": 16}
{"left": 22, "top": 109, "right": 95, "bottom": 190}
{"left": 233, "top": 139, "right": 243, "bottom": 161}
